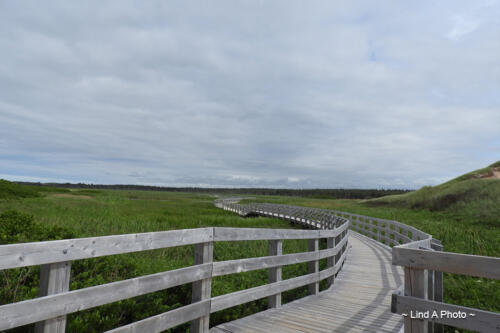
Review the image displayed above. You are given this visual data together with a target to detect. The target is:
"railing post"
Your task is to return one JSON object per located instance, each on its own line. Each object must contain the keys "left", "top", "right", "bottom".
{"left": 327, "top": 235, "right": 336, "bottom": 287}
{"left": 268, "top": 239, "right": 283, "bottom": 308}
{"left": 191, "top": 239, "right": 214, "bottom": 333}
{"left": 404, "top": 267, "right": 428, "bottom": 333}
{"left": 308, "top": 238, "right": 319, "bottom": 295}
{"left": 35, "top": 261, "right": 72, "bottom": 333}
{"left": 431, "top": 241, "right": 444, "bottom": 333}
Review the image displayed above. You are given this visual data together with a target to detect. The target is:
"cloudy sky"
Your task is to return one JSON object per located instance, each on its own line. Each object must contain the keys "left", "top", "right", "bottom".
{"left": 1, "top": 1, "right": 499, "bottom": 188}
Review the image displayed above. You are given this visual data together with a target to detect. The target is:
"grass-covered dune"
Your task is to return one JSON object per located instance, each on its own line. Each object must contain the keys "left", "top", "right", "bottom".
{"left": 367, "top": 161, "right": 500, "bottom": 227}
{"left": 242, "top": 162, "right": 500, "bottom": 321}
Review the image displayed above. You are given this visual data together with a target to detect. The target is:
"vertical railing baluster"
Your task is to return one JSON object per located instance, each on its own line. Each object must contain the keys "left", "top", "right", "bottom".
{"left": 191, "top": 235, "right": 214, "bottom": 333}
{"left": 431, "top": 241, "right": 443, "bottom": 333}
{"left": 327, "top": 233, "right": 336, "bottom": 288}
{"left": 308, "top": 237, "right": 319, "bottom": 295}
{"left": 268, "top": 239, "right": 283, "bottom": 308}
{"left": 35, "top": 261, "right": 72, "bottom": 333}
{"left": 404, "top": 267, "right": 427, "bottom": 333}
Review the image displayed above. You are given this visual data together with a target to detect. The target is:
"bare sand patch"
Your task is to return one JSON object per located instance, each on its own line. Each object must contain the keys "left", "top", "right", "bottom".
{"left": 477, "top": 167, "right": 500, "bottom": 179}
{"left": 51, "top": 193, "right": 93, "bottom": 199}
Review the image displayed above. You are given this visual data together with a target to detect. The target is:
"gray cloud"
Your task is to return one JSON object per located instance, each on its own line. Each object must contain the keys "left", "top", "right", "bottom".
{"left": 1, "top": 0, "right": 499, "bottom": 188}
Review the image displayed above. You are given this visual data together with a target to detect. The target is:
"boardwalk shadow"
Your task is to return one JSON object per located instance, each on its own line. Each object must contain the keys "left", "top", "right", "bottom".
{"left": 325, "top": 233, "right": 403, "bottom": 332}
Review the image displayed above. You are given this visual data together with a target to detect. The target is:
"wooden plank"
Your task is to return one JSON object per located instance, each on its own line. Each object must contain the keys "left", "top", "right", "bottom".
{"left": 0, "top": 228, "right": 213, "bottom": 270}
{"left": 326, "top": 236, "right": 335, "bottom": 287}
{"left": 393, "top": 294, "right": 500, "bottom": 333}
{"left": 268, "top": 240, "right": 282, "bottom": 309}
{"left": 0, "top": 263, "right": 212, "bottom": 330}
{"left": 212, "top": 251, "right": 318, "bottom": 277}
{"left": 211, "top": 273, "right": 319, "bottom": 313}
{"left": 396, "top": 238, "right": 432, "bottom": 250}
{"left": 393, "top": 248, "right": 500, "bottom": 279}
{"left": 191, "top": 240, "right": 214, "bottom": 333}
{"left": 431, "top": 241, "right": 444, "bottom": 333}
{"left": 318, "top": 236, "right": 347, "bottom": 259}
{"left": 214, "top": 227, "right": 320, "bottom": 241}
{"left": 106, "top": 300, "right": 210, "bottom": 333}
{"left": 319, "top": 222, "right": 349, "bottom": 238}
{"left": 404, "top": 267, "right": 427, "bottom": 333}
{"left": 34, "top": 261, "right": 71, "bottom": 333}
{"left": 308, "top": 239, "right": 319, "bottom": 295}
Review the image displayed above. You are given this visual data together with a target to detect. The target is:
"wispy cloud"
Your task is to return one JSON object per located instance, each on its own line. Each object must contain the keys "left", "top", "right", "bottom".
{"left": 1, "top": 0, "right": 499, "bottom": 188}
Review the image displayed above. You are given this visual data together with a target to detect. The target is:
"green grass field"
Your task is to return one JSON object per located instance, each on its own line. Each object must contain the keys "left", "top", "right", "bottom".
{"left": 1, "top": 165, "right": 499, "bottom": 332}
{"left": 0, "top": 186, "right": 321, "bottom": 332}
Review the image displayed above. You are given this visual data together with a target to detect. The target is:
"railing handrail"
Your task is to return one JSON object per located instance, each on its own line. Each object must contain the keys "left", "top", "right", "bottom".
{"left": 0, "top": 226, "right": 348, "bottom": 270}
{"left": 220, "top": 199, "right": 500, "bottom": 333}
{"left": 0, "top": 198, "right": 350, "bottom": 333}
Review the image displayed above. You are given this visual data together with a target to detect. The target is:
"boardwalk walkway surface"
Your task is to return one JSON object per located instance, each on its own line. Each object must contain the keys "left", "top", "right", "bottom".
{"left": 212, "top": 232, "right": 404, "bottom": 333}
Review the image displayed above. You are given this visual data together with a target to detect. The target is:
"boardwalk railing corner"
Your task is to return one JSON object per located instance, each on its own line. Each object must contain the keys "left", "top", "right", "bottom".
{"left": 217, "top": 199, "right": 500, "bottom": 333}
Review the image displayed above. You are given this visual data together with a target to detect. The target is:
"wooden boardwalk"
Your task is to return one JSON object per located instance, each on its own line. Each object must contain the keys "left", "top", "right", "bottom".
{"left": 2, "top": 199, "right": 499, "bottom": 332}
{"left": 212, "top": 232, "right": 404, "bottom": 333}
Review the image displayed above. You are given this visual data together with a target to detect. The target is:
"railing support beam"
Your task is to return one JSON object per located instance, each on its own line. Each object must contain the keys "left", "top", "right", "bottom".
{"left": 327, "top": 236, "right": 336, "bottom": 287}
{"left": 35, "top": 261, "right": 72, "bottom": 333}
{"left": 404, "top": 267, "right": 427, "bottom": 333}
{"left": 268, "top": 240, "right": 283, "bottom": 308}
{"left": 431, "top": 241, "right": 443, "bottom": 333}
{"left": 191, "top": 240, "right": 214, "bottom": 333}
{"left": 308, "top": 238, "right": 319, "bottom": 295}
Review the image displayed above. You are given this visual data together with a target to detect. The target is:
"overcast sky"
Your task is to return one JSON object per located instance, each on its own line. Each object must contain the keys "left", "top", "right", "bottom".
{"left": 1, "top": 1, "right": 499, "bottom": 189}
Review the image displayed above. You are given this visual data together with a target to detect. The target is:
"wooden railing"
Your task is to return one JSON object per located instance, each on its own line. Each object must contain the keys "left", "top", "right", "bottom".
{"left": 0, "top": 200, "right": 349, "bottom": 333}
{"left": 391, "top": 239, "right": 500, "bottom": 333}
{"left": 221, "top": 200, "right": 500, "bottom": 333}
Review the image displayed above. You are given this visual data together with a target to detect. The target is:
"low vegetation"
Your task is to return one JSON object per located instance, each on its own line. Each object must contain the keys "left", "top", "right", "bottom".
{"left": 1, "top": 160, "right": 499, "bottom": 333}
{"left": 17, "top": 181, "right": 410, "bottom": 199}
{"left": 0, "top": 181, "right": 317, "bottom": 332}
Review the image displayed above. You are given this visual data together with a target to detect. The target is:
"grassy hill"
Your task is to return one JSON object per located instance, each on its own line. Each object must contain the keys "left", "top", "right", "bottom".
{"left": 0, "top": 179, "right": 42, "bottom": 199}
{"left": 367, "top": 161, "right": 500, "bottom": 226}
{"left": 0, "top": 179, "right": 69, "bottom": 199}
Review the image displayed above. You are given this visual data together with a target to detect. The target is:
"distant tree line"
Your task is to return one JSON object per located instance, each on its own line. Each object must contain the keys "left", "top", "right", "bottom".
{"left": 16, "top": 182, "right": 411, "bottom": 199}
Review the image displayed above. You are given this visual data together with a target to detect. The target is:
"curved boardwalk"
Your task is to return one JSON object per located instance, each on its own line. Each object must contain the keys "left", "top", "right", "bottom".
{"left": 212, "top": 232, "right": 403, "bottom": 333}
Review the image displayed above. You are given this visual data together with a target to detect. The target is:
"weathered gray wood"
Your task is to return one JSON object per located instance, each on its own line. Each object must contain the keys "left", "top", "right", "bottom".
{"left": 268, "top": 240, "right": 282, "bottom": 308}
{"left": 212, "top": 251, "right": 318, "bottom": 277}
{"left": 211, "top": 232, "right": 402, "bottom": 333}
{"left": 214, "top": 227, "right": 320, "bottom": 241}
{"left": 0, "top": 228, "right": 213, "bottom": 270}
{"left": 106, "top": 300, "right": 210, "bottom": 333}
{"left": 393, "top": 247, "right": 500, "bottom": 279}
{"left": 0, "top": 264, "right": 212, "bottom": 330}
{"left": 318, "top": 225, "right": 346, "bottom": 238}
{"left": 191, "top": 241, "right": 214, "bottom": 333}
{"left": 427, "top": 269, "right": 435, "bottom": 333}
{"left": 318, "top": 236, "right": 347, "bottom": 260}
{"left": 393, "top": 294, "right": 500, "bottom": 333}
{"left": 308, "top": 239, "right": 319, "bottom": 295}
{"left": 211, "top": 273, "right": 320, "bottom": 313}
{"left": 404, "top": 267, "right": 427, "bottom": 333}
{"left": 430, "top": 241, "right": 444, "bottom": 333}
{"left": 34, "top": 261, "right": 71, "bottom": 333}
{"left": 396, "top": 238, "right": 432, "bottom": 250}
{"left": 327, "top": 236, "right": 335, "bottom": 287}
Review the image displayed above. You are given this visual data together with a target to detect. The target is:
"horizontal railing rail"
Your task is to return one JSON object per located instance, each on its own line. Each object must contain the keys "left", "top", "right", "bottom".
{"left": 219, "top": 199, "right": 500, "bottom": 333}
{"left": 0, "top": 199, "right": 350, "bottom": 333}
{"left": 392, "top": 242, "right": 500, "bottom": 333}
{"left": 215, "top": 199, "right": 500, "bottom": 333}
